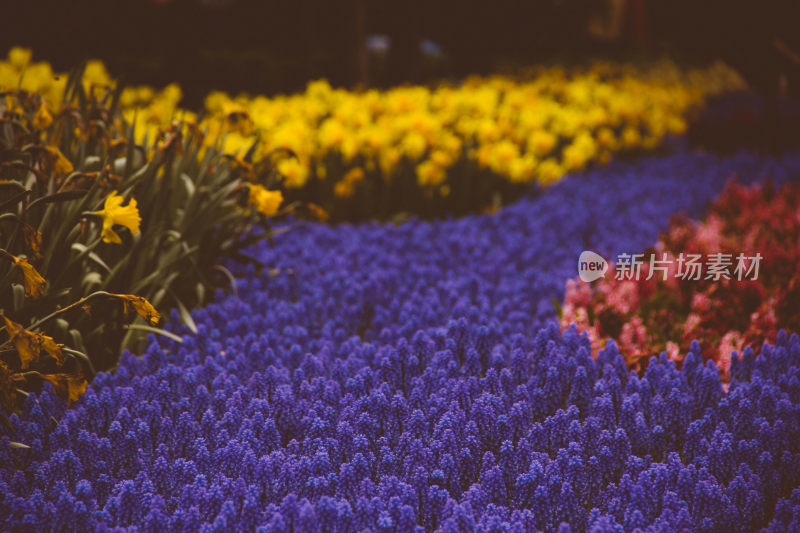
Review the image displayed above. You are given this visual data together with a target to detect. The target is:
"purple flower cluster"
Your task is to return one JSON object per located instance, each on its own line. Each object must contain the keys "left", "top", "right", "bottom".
{"left": 2, "top": 151, "right": 800, "bottom": 532}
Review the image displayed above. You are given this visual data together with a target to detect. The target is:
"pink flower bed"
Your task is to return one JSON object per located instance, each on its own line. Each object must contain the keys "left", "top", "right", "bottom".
{"left": 562, "top": 180, "right": 800, "bottom": 382}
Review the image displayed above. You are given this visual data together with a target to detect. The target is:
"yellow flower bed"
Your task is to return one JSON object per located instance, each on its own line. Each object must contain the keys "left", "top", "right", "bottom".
{"left": 1, "top": 48, "right": 746, "bottom": 217}
{"left": 192, "top": 62, "right": 743, "bottom": 190}
{"left": 1, "top": 49, "right": 291, "bottom": 408}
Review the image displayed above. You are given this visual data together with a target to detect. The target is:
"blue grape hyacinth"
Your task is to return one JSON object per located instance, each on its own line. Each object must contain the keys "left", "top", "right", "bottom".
{"left": 2, "top": 151, "right": 800, "bottom": 532}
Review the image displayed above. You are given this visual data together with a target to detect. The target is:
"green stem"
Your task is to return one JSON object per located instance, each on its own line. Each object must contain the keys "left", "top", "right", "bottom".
{"left": 62, "top": 347, "right": 96, "bottom": 376}
{"left": 25, "top": 290, "right": 113, "bottom": 332}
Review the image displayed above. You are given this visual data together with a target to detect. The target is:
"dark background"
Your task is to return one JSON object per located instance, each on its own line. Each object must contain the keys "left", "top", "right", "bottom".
{"left": 2, "top": 0, "right": 799, "bottom": 110}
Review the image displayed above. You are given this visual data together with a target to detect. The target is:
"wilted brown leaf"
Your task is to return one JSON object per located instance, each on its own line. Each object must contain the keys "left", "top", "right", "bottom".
{"left": 44, "top": 146, "right": 74, "bottom": 178}
{"left": 0, "top": 361, "right": 25, "bottom": 411}
{"left": 306, "top": 202, "right": 330, "bottom": 223}
{"left": 2, "top": 316, "right": 66, "bottom": 368}
{"left": 22, "top": 224, "right": 43, "bottom": 260}
{"left": 10, "top": 255, "right": 46, "bottom": 298}
{"left": 40, "top": 372, "right": 87, "bottom": 406}
{"left": 108, "top": 293, "right": 161, "bottom": 325}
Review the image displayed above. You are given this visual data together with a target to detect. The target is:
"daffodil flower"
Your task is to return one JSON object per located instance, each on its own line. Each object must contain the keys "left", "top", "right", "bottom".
{"left": 33, "top": 101, "right": 53, "bottom": 130}
{"left": 276, "top": 158, "right": 310, "bottom": 188}
{"left": 94, "top": 192, "right": 141, "bottom": 244}
{"left": 248, "top": 185, "right": 283, "bottom": 216}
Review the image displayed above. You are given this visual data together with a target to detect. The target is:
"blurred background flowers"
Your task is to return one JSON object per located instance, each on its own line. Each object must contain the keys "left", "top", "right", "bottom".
{"left": 2, "top": 0, "right": 797, "bottom": 105}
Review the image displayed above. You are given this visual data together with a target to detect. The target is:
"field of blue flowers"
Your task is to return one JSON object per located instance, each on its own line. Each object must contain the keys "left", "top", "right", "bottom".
{"left": 3, "top": 151, "right": 800, "bottom": 532}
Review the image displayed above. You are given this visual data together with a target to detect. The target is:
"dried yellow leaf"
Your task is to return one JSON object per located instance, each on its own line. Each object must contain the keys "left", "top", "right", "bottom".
{"left": 0, "top": 361, "right": 25, "bottom": 411}
{"left": 108, "top": 293, "right": 161, "bottom": 325}
{"left": 40, "top": 372, "right": 87, "bottom": 406}
{"left": 306, "top": 202, "right": 329, "bottom": 223}
{"left": 44, "top": 146, "right": 74, "bottom": 177}
{"left": 22, "top": 224, "right": 43, "bottom": 260}
{"left": 2, "top": 316, "right": 66, "bottom": 368}
{"left": 11, "top": 255, "right": 46, "bottom": 298}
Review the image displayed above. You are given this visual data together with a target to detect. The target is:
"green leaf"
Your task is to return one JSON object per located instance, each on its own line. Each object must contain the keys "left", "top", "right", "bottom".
{"left": 151, "top": 287, "right": 167, "bottom": 308}
{"left": 9, "top": 441, "right": 30, "bottom": 450}
{"left": 121, "top": 161, "right": 153, "bottom": 192}
{"left": 27, "top": 190, "right": 88, "bottom": 211}
{"left": 12, "top": 283, "right": 25, "bottom": 311}
{"left": 123, "top": 116, "right": 137, "bottom": 178}
{"left": 62, "top": 346, "right": 95, "bottom": 377}
{"left": 107, "top": 83, "right": 125, "bottom": 121}
{"left": 71, "top": 243, "right": 111, "bottom": 272}
{"left": 212, "top": 265, "right": 238, "bottom": 299}
{"left": 55, "top": 318, "right": 70, "bottom": 334}
{"left": 2, "top": 123, "right": 13, "bottom": 148}
{"left": 244, "top": 138, "right": 259, "bottom": 162}
{"left": 124, "top": 324, "right": 183, "bottom": 343}
{"left": 0, "top": 188, "right": 30, "bottom": 211}
{"left": 173, "top": 296, "right": 197, "bottom": 334}
{"left": 82, "top": 155, "right": 102, "bottom": 169}
{"left": 0, "top": 181, "right": 27, "bottom": 192}
{"left": 129, "top": 247, "right": 197, "bottom": 293}
{"left": 195, "top": 281, "right": 206, "bottom": 307}
{"left": 180, "top": 173, "right": 196, "bottom": 198}
{"left": 69, "top": 329, "right": 86, "bottom": 353}
{"left": 81, "top": 271, "right": 103, "bottom": 290}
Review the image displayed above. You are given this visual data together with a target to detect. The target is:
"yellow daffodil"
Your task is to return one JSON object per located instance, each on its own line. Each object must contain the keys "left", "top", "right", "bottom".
{"left": 430, "top": 149, "right": 455, "bottom": 168}
{"left": 527, "top": 131, "right": 557, "bottom": 157}
{"left": 248, "top": 185, "right": 283, "bottom": 216}
{"left": 621, "top": 126, "right": 641, "bottom": 148}
{"left": 82, "top": 60, "right": 114, "bottom": 97}
{"left": 334, "top": 179, "right": 354, "bottom": 199}
{"left": 401, "top": 132, "right": 427, "bottom": 160}
{"left": 416, "top": 160, "right": 446, "bottom": 187}
{"left": 277, "top": 158, "right": 309, "bottom": 188}
{"left": 33, "top": 100, "right": 53, "bottom": 130}
{"left": 342, "top": 167, "right": 365, "bottom": 185}
{"left": 94, "top": 192, "right": 141, "bottom": 244}
{"left": 334, "top": 167, "right": 366, "bottom": 198}
{"left": 1, "top": 51, "right": 750, "bottom": 194}
{"left": 8, "top": 47, "right": 32, "bottom": 70}
{"left": 538, "top": 158, "right": 564, "bottom": 185}
{"left": 3, "top": 94, "right": 23, "bottom": 115}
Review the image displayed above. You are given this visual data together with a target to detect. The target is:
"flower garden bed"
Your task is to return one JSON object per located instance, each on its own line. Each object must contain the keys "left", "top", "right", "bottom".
{"left": 3, "top": 150, "right": 800, "bottom": 531}
{"left": 562, "top": 179, "right": 800, "bottom": 380}
{"left": 2, "top": 47, "right": 800, "bottom": 532}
